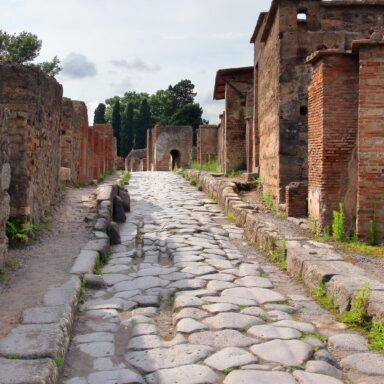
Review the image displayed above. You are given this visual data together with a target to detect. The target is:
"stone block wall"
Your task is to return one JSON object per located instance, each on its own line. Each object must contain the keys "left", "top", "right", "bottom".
{"left": 308, "top": 53, "right": 359, "bottom": 230}
{"left": 0, "top": 63, "right": 63, "bottom": 222}
{"left": 0, "top": 108, "right": 10, "bottom": 266}
{"left": 147, "top": 126, "right": 193, "bottom": 171}
{"left": 196, "top": 125, "right": 218, "bottom": 164}
{"left": 357, "top": 43, "right": 384, "bottom": 240}
{"left": 217, "top": 113, "right": 225, "bottom": 172}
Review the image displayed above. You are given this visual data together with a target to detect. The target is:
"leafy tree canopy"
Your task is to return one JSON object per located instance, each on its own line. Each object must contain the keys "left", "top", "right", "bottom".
{"left": 0, "top": 30, "right": 61, "bottom": 77}
{"left": 93, "top": 103, "right": 107, "bottom": 124}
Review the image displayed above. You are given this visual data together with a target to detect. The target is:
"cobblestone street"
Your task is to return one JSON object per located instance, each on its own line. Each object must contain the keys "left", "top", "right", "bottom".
{"left": 61, "top": 172, "right": 380, "bottom": 384}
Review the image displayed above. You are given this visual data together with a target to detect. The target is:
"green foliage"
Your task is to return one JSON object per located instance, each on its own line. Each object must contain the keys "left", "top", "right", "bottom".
{"left": 120, "top": 103, "right": 135, "bottom": 157}
{"left": 135, "top": 99, "right": 152, "bottom": 149}
{"left": 111, "top": 100, "right": 121, "bottom": 156}
{"left": 94, "top": 103, "right": 107, "bottom": 124}
{"left": 6, "top": 218, "right": 37, "bottom": 243}
{"left": 0, "top": 30, "right": 60, "bottom": 77}
{"left": 256, "top": 177, "right": 263, "bottom": 191}
{"left": 271, "top": 239, "right": 287, "bottom": 271}
{"left": 301, "top": 332, "right": 326, "bottom": 342}
{"left": 338, "top": 283, "right": 370, "bottom": 327}
{"left": 168, "top": 292, "right": 175, "bottom": 306}
{"left": 263, "top": 192, "right": 274, "bottom": 211}
{"left": 227, "top": 213, "right": 235, "bottom": 224}
{"left": 368, "top": 206, "right": 379, "bottom": 246}
{"left": 120, "top": 171, "right": 131, "bottom": 186}
{"left": 311, "top": 282, "right": 336, "bottom": 311}
{"left": 189, "top": 175, "right": 199, "bottom": 187}
{"left": 332, "top": 203, "right": 346, "bottom": 242}
{"left": 369, "top": 321, "right": 384, "bottom": 351}
{"left": 223, "top": 368, "right": 236, "bottom": 375}
{"left": 54, "top": 356, "right": 64, "bottom": 368}
{"left": 93, "top": 255, "right": 102, "bottom": 275}
{"left": 192, "top": 158, "right": 218, "bottom": 172}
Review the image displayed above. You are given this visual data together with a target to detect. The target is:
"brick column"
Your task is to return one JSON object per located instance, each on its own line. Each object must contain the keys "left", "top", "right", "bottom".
{"left": 356, "top": 42, "right": 384, "bottom": 240}
{"left": 307, "top": 51, "right": 359, "bottom": 230}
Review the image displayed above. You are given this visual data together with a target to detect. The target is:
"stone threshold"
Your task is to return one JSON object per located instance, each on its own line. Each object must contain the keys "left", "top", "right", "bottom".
{"left": 185, "top": 170, "right": 384, "bottom": 320}
{"left": 0, "top": 175, "right": 126, "bottom": 384}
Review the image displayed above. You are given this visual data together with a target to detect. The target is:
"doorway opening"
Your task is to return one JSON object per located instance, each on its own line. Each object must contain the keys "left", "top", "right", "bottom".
{"left": 170, "top": 149, "right": 181, "bottom": 170}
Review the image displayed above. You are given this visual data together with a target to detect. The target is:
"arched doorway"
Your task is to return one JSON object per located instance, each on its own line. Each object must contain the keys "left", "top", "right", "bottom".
{"left": 170, "top": 149, "right": 181, "bottom": 170}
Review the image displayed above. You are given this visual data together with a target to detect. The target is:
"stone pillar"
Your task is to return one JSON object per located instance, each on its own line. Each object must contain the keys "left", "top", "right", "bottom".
{"left": 307, "top": 51, "right": 359, "bottom": 230}
{"left": 0, "top": 108, "right": 10, "bottom": 266}
{"left": 76, "top": 102, "right": 90, "bottom": 185}
{"left": 197, "top": 125, "right": 218, "bottom": 164}
{"left": 245, "top": 89, "right": 254, "bottom": 173}
{"left": 356, "top": 41, "right": 384, "bottom": 240}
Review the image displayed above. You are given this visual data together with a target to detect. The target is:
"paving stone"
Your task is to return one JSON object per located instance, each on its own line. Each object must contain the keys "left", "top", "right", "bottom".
{"left": 176, "top": 318, "right": 208, "bottom": 333}
{"left": 223, "top": 370, "right": 296, "bottom": 384}
{"left": 78, "top": 341, "right": 114, "bottom": 357}
{"left": 206, "top": 259, "right": 233, "bottom": 269}
{"left": 204, "top": 347, "right": 257, "bottom": 371}
{"left": 181, "top": 265, "right": 217, "bottom": 276}
{"left": 328, "top": 333, "right": 368, "bottom": 352}
{"left": 131, "top": 323, "right": 158, "bottom": 337}
{"left": 240, "top": 307, "right": 267, "bottom": 317}
{"left": 102, "top": 264, "right": 131, "bottom": 273}
{"left": 0, "top": 357, "right": 58, "bottom": 384}
{"left": 199, "top": 273, "right": 236, "bottom": 282}
{"left": 203, "top": 312, "right": 264, "bottom": 330}
{"left": 81, "top": 297, "right": 126, "bottom": 311}
{"left": 206, "top": 280, "right": 236, "bottom": 292}
{"left": 126, "top": 344, "right": 214, "bottom": 373}
{"left": 222, "top": 287, "right": 285, "bottom": 304}
{"left": 202, "top": 303, "right": 238, "bottom": 313}
{"left": 340, "top": 352, "right": 384, "bottom": 376}
{"left": 235, "top": 276, "right": 273, "bottom": 288}
{"left": 87, "top": 369, "right": 144, "bottom": 384}
{"left": 188, "top": 329, "right": 255, "bottom": 348}
{"left": 174, "top": 295, "right": 204, "bottom": 308}
{"left": 264, "top": 303, "right": 297, "bottom": 313}
{"left": 247, "top": 324, "right": 302, "bottom": 340}
{"left": 128, "top": 334, "right": 186, "bottom": 350}
{"left": 250, "top": 339, "right": 313, "bottom": 367}
{"left": 0, "top": 323, "right": 65, "bottom": 359}
{"left": 70, "top": 250, "right": 99, "bottom": 275}
{"left": 74, "top": 332, "right": 114, "bottom": 344}
{"left": 266, "top": 309, "right": 292, "bottom": 321}
{"left": 136, "top": 266, "right": 177, "bottom": 277}
{"left": 132, "top": 307, "right": 159, "bottom": 317}
{"left": 21, "top": 306, "right": 66, "bottom": 324}
{"left": 293, "top": 370, "right": 343, "bottom": 384}
{"left": 302, "top": 336, "right": 325, "bottom": 348}
{"left": 146, "top": 364, "right": 219, "bottom": 384}
{"left": 103, "top": 274, "right": 132, "bottom": 285}
{"left": 305, "top": 360, "right": 343, "bottom": 379}
{"left": 314, "top": 349, "right": 338, "bottom": 366}
{"left": 174, "top": 308, "right": 210, "bottom": 323}
{"left": 203, "top": 296, "right": 258, "bottom": 306}
{"left": 272, "top": 320, "right": 316, "bottom": 334}
{"left": 238, "top": 264, "right": 261, "bottom": 277}
{"left": 113, "top": 276, "right": 169, "bottom": 291}
{"left": 168, "top": 279, "right": 206, "bottom": 290}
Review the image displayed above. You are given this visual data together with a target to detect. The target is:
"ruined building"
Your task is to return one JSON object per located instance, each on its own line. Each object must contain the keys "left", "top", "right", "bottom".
{"left": 126, "top": 149, "right": 147, "bottom": 172}
{"left": 213, "top": 67, "right": 253, "bottom": 173}
{"left": 146, "top": 126, "right": 193, "bottom": 171}
{"left": 196, "top": 125, "right": 219, "bottom": 165}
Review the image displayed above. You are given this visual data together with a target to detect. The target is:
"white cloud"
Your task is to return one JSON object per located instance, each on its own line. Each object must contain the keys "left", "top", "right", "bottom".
{"left": 111, "top": 58, "right": 160, "bottom": 72}
{"left": 61, "top": 53, "right": 97, "bottom": 79}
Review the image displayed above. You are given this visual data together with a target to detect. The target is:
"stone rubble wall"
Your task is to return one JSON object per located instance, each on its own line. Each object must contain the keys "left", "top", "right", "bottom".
{"left": 186, "top": 170, "right": 384, "bottom": 320}
{"left": 0, "top": 108, "right": 10, "bottom": 266}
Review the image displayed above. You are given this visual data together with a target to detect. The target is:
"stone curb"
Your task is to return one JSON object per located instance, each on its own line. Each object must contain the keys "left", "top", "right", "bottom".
{"left": 185, "top": 170, "right": 384, "bottom": 320}
{"left": 0, "top": 182, "right": 121, "bottom": 384}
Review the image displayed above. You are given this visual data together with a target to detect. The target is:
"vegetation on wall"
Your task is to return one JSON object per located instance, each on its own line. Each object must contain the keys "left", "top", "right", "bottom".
{"left": 0, "top": 30, "right": 61, "bottom": 77}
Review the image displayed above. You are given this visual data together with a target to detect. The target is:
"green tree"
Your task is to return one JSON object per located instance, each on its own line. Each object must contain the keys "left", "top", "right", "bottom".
{"left": 120, "top": 103, "right": 135, "bottom": 157}
{"left": 0, "top": 30, "right": 61, "bottom": 77}
{"left": 135, "top": 99, "right": 152, "bottom": 149}
{"left": 170, "top": 103, "right": 203, "bottom": 129}
{"left": 111, "top": 99, "right": 121, "bottom": 156}
{"left": 169, "top": 79, "right": 197, "bottom": 111}
{"left": 94, "top": 103, "right": 107, "bottom": 124}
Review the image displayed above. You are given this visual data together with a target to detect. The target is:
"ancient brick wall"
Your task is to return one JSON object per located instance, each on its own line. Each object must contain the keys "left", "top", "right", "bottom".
{"left": 148, "top": 126, "right": 193, "bottom": 171}
{"left": 357, "top": 43, "right": 384, "bottom": 240}
{"left": 258, "top": 9, "right": 281, "bottom": 201}
{"left": 223, "top": 80, "right": 252, "bottom": 173}
{"left": 0, "top": 108, "right": 10, "bottom": 266}
{"left": 251, "top": 69, "right": 259, "bottom": 173}
{"left": 75, "top": 101, "right": 91, "bottom": 185}
{"left": 196, "top": 125, "right": 218, "bottom": 164}
{"left": 146, "top": 129, "right": 153, "bottom": 171}
{"left": 286, "top": 182, "right": 308, "bottom": 218}
{"left": 308, "top": 53, "right": 359, "bottom": 230}
{"left": 61, "top": 98, "right": 82, "bottom": 182}
{"left": 245, "top": 89, "right": 254, "bottom": 173}
{"left": 254, "top": 0, "right": 384, "bottom": 205}
{"left": 0, "top": 63, "right": 63, "bottom": 222}
{"left": 217, "top": 113, "right": 225, "bottom": 173}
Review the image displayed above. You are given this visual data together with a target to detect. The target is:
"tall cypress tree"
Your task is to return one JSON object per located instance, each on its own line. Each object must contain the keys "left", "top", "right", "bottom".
{"left": 111, "top": 100, "right": 121, "bottom": 156}
{"left": 135, "top": 99, "right": 151, "bottom": 149}
{"left": 93, "top": 103, "right": 106, "bottom": 124}
{"left": 120, "top": 103, "right": 134, "bottom": 158}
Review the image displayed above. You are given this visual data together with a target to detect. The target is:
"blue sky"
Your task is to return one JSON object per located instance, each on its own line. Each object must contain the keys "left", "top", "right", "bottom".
{"left": 1, "top": 0, "right": 271, "bottom": 122}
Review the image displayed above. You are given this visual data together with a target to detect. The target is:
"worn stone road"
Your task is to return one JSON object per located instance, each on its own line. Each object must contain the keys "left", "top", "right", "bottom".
{"left": 61, "top": 172, "right": 380, "bottom": 384}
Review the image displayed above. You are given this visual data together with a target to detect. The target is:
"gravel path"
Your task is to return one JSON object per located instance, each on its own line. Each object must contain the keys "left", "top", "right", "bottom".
{"left": 61, "top": 172, "right": 384, "bottom": 384}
